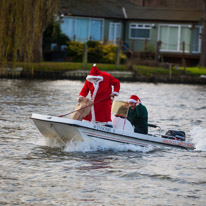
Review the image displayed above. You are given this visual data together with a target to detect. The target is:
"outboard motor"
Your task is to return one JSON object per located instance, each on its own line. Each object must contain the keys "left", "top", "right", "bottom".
{"left": 165, "top": 130, "right": 186, "bottom": 141}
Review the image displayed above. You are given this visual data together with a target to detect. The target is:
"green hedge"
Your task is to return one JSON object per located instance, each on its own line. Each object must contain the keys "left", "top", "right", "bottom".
{"left": 66, "top": 40, "right": 126, "bottom": 63}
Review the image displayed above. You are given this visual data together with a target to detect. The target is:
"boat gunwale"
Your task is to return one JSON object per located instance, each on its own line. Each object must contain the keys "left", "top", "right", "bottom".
{"left": 31, "top": 114, "right": 195, "bottom": 150}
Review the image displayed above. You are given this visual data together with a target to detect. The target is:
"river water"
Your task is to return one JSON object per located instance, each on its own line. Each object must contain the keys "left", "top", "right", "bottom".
{"left": 0, "top": 79, "right": 206, "bottom": 206}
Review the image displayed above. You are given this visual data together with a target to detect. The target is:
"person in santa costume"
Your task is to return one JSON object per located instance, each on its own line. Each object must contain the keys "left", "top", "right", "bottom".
{"left": 79, "top": 64, "right": 120, "bottom": 125}
{"left": 127, "top": 95, "right": 148, "bottom": 134}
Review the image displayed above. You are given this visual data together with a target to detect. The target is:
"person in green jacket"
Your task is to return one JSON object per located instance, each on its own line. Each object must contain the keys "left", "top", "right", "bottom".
{"left": 127, "top": 95, "right": 148, "bottom": 134}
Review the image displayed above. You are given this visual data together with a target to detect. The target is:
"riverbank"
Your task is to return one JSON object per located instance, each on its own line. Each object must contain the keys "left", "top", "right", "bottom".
{"left": 0, "top": 62, "right": 206, "bottom": 84}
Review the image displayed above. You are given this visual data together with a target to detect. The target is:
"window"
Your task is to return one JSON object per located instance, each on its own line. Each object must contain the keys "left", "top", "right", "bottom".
{"left": 129, "top": 24, "right": 151, "bottom": 39}
{"left": 158, "top": 24, "right": 191, "bottom": 52}
{"left": 90, "top": 20, "right": 103, "bottom": 41}
{"left": 75, "top": 19, "right": 89, "bottom": 41}
{"left": 191, "top": 26, "right": 202, "bottom": 53}
{"left": 60, "top": 17, "right": 104, "bottom": 42}
{"left": 109, "top": 22, "right": 121, "bottom": 44}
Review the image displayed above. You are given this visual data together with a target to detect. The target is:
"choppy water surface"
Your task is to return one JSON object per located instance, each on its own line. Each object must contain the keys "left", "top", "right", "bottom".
{"left": 0, "top": 79, "right": 206, "bottom": 206}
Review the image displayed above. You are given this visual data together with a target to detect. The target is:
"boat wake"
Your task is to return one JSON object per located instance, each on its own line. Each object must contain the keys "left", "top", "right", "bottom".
{"left": 34, "top": 135, "right": 154, "bottom": 153}
{"left": 190, "top": 126, "right": 206, "bottom": 151}
{"left": 64, "top": 136, "right": 154, "bottom": 153}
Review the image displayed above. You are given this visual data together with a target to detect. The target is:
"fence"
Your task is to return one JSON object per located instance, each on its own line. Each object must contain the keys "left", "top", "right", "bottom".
{"left": 0, "top": 67, "right": 23, "bottom": 78}
{"left": 81, "top": 38, "right": 200, "bottom": 69}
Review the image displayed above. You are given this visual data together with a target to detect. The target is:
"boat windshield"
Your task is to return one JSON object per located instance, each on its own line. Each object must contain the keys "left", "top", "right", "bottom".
{"left": 111, "top": 100, "right": 129, "bottom": 117}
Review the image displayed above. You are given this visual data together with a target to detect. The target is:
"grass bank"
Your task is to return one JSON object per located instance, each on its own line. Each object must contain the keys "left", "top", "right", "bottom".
{"left": 1, "top": 62, "right": 206, "bottom": 84}
{"left": 12, "top": 62, "right": 206, "bottom": 76}
{"left": 14, "top": 62, "right": 126, "bottom": 71}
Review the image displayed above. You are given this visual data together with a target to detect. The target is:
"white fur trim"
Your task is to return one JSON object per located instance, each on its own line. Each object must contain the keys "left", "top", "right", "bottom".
{"left": 91, "top": 81, "right": 103, "bottom": 101}
{"left": 128, "top": 99, "right": 137, "bottom": 103}
{"left": 86, "top": 75, "right": 103, "bottom": 81}
{"left": 90, "top": 78, "right": 103, "bottom": 122}
{"left": 112, "top": 92, "right": 119, "bottom": 96}
{"left": 91, "top": 105, "right": 96, "bottom": 122}
{"left": 93, "top": 63, "right": 96, "bottom": 67}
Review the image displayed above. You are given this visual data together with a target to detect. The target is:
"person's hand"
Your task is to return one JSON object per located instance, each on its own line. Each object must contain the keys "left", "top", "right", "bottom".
{"left": 77, "top": 96, "right": 84, "bottom": 103}
{"left": 136, "top": 100, "right": 140, "bottom": 106}
{"left": 110, "top": 93, "right": 117, "bottom": 98}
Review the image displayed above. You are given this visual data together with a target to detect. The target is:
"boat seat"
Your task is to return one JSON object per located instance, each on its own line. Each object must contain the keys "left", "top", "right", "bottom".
{"left": 111, "top": 115, "right": 134, "bottom": 132}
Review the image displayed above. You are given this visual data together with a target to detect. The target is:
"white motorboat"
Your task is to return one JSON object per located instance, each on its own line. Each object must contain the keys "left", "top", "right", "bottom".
{"left": 31, "top": 101, "right": 195, "bottom": 150}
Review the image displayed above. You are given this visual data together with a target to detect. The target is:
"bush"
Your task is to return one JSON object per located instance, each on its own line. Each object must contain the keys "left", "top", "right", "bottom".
{"left": 102, "top": 44, "right": 116, "bottom": 63}
{"left": 144, "top": 43, "right": 156, "bottom": 52}
{"left": 66, "top": 40, "right": 126, "bottom": 64}
{"left": 43, "top": 20, "right": 70, "bottom": 45}
{"left": 87, "top": 41, "right": 103, "bottom": 63}
{"left": 67, "top": 41, "right": 84, "bottom": 62}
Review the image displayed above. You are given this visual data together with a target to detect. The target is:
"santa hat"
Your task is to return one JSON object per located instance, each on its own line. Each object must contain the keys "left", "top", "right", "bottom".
{"left": 128, "top": 95, "right": 141, "bottom": 103}
{"left": 86, "top": 64, "right": 103, "bottom": 81}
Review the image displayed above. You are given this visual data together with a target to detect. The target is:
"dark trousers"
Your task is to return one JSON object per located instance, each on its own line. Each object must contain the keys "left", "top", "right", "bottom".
{"left": 134, "top": 127, "right": 147, "bottom": 134}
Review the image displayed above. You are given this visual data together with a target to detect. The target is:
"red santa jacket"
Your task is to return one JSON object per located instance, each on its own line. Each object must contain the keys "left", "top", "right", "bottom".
{"left": 79, "top": 65, "right": 120, "bottom": 123}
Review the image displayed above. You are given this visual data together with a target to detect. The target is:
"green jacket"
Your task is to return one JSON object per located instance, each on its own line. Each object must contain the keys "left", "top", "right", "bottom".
{"left": 127, "top": 103, "right": 148, "bottom": 134}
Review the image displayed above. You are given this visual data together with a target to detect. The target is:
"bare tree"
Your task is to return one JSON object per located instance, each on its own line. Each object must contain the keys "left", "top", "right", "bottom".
{"left": 0, "top": 0, "right": 58, "bottom": 66}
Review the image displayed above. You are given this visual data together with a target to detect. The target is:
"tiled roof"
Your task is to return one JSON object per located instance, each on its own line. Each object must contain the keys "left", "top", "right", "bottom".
{"left": 126, "top": 7, "right": 202, "bottom": 22}
{"left": 59, "top": 0, "right": 202, "bottom": 22}
{"left": 59, "top": 0, "right": 136, "bottom": 18}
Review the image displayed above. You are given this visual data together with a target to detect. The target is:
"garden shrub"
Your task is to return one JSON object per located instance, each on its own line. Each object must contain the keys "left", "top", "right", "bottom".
{"left": 102, "top": 44, "right": 116, "bottom": 63}
{"left": 66, "top": 40, "right": 125, "bottom": 64}
{"left": 67, "top": 41, "right": 84, "bottom": 62}
{"left": 43, "top": 20, "right": 70, "bottom": 46}
{"left": 87, "top": 41, "right": 103, "bottom": 63}
{"left": 144, "top": 43, "right": 156, "bottom": 52}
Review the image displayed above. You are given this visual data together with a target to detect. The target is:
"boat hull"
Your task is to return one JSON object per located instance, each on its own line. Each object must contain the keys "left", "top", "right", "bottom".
{"left": 33, "top": 118, "right": 83, "bottom": 144}
{"left": 31, "top": 113, "right": 195, "bottom": 150}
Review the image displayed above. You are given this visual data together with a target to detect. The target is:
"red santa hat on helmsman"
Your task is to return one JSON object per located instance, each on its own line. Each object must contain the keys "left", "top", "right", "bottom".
{"left": 128, "top": 95, "right": 141, "bottom": 103}
{"left": 86, "top": 64, "right": 103, "bottom": 82}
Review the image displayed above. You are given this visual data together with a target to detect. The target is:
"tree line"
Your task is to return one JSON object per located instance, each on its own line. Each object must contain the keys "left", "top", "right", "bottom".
{"left": 0, "top": 0, "right": 58, "bottom": 66}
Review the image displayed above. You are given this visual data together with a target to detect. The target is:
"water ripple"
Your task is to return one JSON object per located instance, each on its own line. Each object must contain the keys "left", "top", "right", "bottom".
{"left": 0, "top": 80, "right": 206, "bottom": 205}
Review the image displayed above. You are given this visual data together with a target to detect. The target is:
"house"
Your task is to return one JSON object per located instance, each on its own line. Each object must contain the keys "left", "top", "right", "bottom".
{"left": 58, "top": 0, "right": 203, "bottom": 65}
